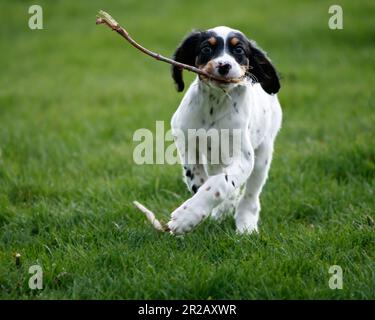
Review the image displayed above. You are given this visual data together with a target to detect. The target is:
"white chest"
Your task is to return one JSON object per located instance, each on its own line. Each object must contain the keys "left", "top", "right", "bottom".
{"left": 172, "top": 80, "right": 275, "bottom": 149}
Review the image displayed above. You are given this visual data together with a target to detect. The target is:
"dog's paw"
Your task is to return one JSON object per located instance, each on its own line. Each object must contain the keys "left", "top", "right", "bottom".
{"left": 235, "top": 216, "right": 259, "bottom": 235}
{"left": 167, "top": 204, "right": 206, "bottom": 235}
{"left": 236, "top": 223, "right": 258, "bottom": 235}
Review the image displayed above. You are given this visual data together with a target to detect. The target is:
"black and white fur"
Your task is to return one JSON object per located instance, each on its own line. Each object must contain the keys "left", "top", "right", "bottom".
{"left": 167, "top": 26, "right": 282, "bottom": 234}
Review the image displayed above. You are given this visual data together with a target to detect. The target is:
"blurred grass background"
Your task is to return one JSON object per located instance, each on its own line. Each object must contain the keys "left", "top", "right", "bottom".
{"left": 0, "top": 0, "right": 374, "bottom": 299}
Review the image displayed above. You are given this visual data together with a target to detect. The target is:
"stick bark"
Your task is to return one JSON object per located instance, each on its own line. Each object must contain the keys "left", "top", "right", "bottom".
{"left": 96, "top": 10, "right": 241, "bottom": 84}
{"left": 133, "top": 201, "right": 170, "bottom": 232}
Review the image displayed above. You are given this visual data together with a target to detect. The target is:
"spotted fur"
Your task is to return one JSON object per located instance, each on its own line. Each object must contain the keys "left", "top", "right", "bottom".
{"left": 168, "top": 26, "right": 282, "bottom": 234}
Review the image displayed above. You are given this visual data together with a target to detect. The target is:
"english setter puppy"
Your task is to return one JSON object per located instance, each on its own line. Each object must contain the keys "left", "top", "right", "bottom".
{"left": 167, "top": 26, "right": 282, "bottom": 234}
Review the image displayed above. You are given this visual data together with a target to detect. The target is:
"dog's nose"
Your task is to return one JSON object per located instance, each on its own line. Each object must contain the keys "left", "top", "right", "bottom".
{"left": 217, "top": 63, "right": 232, "bottom": 76}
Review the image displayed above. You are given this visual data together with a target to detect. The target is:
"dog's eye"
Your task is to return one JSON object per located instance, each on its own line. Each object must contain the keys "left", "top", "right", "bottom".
{"left": 233, "top": 47, "right": 245, "bottom": 55}
{"left": 201, "top": 46, "right": 212, "bottom": 55}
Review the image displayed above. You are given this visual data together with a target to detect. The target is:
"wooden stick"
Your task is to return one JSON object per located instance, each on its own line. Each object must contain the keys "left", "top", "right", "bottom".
{"left": 133, "top": 201, "right": 170, "bottom": 232}
{"left": 96, "top": 10, "right": 242, "bottom": 84}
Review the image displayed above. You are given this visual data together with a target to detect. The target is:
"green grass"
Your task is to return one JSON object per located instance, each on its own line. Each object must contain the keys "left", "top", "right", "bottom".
{"left": 0, "top": 0, "right": 374, "bottom": 299}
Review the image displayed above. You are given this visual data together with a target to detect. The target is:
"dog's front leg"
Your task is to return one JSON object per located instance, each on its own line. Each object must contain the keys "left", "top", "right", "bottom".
{"left": 168, "top": 134, "right": 254, "bottom": 235}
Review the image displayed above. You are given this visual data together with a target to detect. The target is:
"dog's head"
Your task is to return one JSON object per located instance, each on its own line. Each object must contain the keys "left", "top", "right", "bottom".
{"left": 171, "top": 26, "right": 280, "bottom": 94}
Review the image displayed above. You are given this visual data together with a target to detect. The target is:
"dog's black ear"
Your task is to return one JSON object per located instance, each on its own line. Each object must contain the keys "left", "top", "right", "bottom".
{"left": 246, "top": 40, "right": 280, "bottom": 94}
{"left": 171, "top": 31, "right": 202, "bottom": 92}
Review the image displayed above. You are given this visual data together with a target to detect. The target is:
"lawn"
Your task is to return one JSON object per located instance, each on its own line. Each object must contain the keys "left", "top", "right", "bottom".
{"left": 0, "top": 0, "right": 374, "bottom": 299}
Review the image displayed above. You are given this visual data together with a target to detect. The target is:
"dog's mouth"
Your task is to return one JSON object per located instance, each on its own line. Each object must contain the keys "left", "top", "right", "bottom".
{"left": 198, "top": 73, "right": 245, "bottom": 87}
{"left": 197, "top": 63, "right": 248, "bottom": 86}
